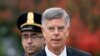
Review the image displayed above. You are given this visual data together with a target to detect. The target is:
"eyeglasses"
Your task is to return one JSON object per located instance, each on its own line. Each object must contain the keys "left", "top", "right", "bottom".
{"left": 22, "top": 33, "right": 43, "bottom": 40}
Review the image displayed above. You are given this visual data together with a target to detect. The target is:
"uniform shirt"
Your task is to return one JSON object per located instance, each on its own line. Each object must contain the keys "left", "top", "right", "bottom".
{"left": 45, "top": 45, "right": 67, "bottom": 56}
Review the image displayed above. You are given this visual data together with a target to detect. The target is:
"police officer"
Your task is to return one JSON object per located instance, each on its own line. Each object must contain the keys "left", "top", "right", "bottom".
{"left": 17, "top": 12, "right": 44, "bottom": 56}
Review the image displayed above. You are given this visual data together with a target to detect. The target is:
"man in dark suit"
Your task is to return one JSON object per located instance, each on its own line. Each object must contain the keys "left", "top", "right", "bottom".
{"left": 34, "top": 7, "right": 92, "bottom": 56}
{"left": 17, "top": 12, "right": 44, "bottom": 56}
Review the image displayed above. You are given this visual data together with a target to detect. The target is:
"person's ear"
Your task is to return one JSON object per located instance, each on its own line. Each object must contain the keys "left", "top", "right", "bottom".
{"left": 66, "top": 27, "right": 70, "bottom": 37}
{"left": 41, "top": 27, "right": 46, "bottom": 38}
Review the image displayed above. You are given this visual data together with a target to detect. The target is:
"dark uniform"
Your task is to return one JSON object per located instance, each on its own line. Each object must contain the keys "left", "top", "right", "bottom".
{"left": 17, "top": 12, "right": 43, "bottom": 56}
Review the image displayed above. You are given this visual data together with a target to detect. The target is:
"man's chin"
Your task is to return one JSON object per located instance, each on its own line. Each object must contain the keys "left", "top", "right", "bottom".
{"left": 26, "top": 50, "right": 35, "bottom": 55}
{"left": 27, "top": 51, "right": 34, "bottom": 55}
{"left": 51, "top": 44, "right": 62, "bottom": 48}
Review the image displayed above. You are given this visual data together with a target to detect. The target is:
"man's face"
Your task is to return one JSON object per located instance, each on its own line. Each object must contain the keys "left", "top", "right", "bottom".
{"left": 42, "top": 18, "right": 69, "bottom": 49}
{"left": 21, "top": 31, "right": 44, "bottom": 55}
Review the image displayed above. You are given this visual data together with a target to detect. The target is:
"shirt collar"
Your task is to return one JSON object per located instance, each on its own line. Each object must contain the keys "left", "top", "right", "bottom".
{"left": 45, "top": 45, "right": 67, "bottom": 56}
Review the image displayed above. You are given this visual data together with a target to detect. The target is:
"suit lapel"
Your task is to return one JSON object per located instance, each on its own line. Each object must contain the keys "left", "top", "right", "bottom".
{"left": 42, "top": 46, "right": 74, "bottom": 56}
{"left": 67, "top": 47, "right": 74, "bottom": 56}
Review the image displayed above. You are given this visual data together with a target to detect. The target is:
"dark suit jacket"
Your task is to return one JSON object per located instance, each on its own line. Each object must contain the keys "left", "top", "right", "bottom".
{"left": 34, "top": 47, "right": 92, "bottom": 56}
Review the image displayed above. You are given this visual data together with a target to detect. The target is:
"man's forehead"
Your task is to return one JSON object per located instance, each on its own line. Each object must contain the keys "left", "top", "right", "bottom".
{"left": 45, "top": 21, "right": 66, "bottom": 27}
{"left": 46, "top": 24, "right": 65, "bottom": 27}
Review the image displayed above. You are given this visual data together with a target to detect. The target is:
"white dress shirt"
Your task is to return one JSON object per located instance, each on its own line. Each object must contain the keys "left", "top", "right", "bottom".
{"left": 45, "top": 45, "right": 67, "bottom": 56}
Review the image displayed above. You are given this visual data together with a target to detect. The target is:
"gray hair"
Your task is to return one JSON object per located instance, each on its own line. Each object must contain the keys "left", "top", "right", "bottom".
{"left": 42, "top": 7, "right": 70, "bottom": 27}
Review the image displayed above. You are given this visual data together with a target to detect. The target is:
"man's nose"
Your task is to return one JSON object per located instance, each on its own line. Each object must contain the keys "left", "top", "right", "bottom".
{"left": 54, "top": 29, "right": 59, "bottom": 37}
{"left": 27, "top": 37, "right": 32, "bottom": 44}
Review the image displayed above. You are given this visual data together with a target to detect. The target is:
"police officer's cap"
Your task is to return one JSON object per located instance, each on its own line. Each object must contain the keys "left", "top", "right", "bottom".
{"left": 17, "top": 12, "right": 42, "bottom": 32}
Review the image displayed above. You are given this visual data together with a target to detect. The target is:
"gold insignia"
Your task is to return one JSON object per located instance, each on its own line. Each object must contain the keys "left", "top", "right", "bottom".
{"left": 21, "top": 12, "right": 41, "bottom": 28}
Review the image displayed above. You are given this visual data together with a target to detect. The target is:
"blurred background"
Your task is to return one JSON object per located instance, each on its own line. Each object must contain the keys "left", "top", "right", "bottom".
{"left": 0, "top": 0, "right": 100, "bottom": 56}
